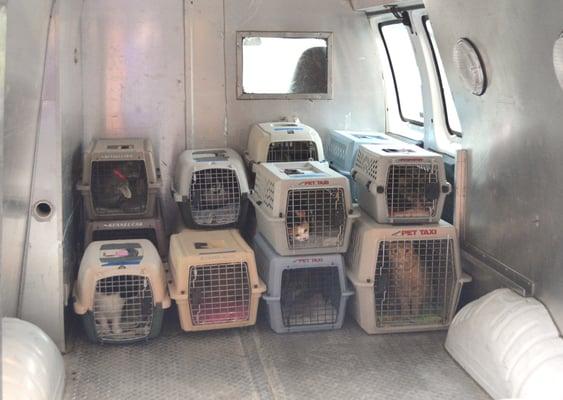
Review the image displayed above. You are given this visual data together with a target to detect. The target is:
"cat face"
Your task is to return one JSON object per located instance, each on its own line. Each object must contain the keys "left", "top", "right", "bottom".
{"left": 388, "top": 241, "right": 415, "bottom": 266}
{"left": 293, "top": 222, "right": 310, "bottom": 242}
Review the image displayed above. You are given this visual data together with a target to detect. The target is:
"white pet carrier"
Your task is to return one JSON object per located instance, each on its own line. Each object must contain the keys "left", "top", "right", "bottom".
{"left": 250, "top": 161, "right": 359, "bottom": 256}
{"left": 172, "top": 148, "right": 250, "bottom": 229}
{"left": 253, "top": 233, "right": 353, "bottom": 333}
{"left": 325, "top": 130, "right": 399, "bottom": 172}
{"left": 244, "top": 121, "right": 325, "bottom": 169}
{"left": 168, "top": 229, "right": 266, "bottom": 332}
{"left": 352, "top": 143, "right": 451, "bottom": 224}
{"left": 346, "top": 214, "right": 469, "bottom": 334}
{"left": 73, "top": 239, "right": 171, "bottom": 343}
{"left": 77, "top": 138, "right": 161, "bottom": 220}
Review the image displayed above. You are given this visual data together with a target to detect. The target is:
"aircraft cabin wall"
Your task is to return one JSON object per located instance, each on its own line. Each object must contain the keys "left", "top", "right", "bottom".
{"left": 426, "top": 0, "right": 563, "bottom": 331}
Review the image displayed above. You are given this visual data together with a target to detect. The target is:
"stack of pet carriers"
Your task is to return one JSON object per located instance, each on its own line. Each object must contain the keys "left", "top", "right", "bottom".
{"left": 247, "top": 121, "right": 356, "bottom": 333}
{"left": 169, "top": 148, "right": 264, "bottom": 332}
{"left": 74, "top": 138, "right": 169, "bottom": 343}
{"left": 346, "top": 142, "right": 468, "bottom": 334}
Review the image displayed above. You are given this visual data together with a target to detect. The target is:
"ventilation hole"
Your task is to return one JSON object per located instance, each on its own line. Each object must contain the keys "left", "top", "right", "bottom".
{"left": 34, "top": 201, "right": 53, "bottom": 219}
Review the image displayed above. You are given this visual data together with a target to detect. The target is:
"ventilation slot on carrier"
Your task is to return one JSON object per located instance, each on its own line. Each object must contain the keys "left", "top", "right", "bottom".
{"left": 280, "top": 267, "right": 341, "bottom": 328}
{"left": 386, "top": 164, "right": 440, "bottom": 219}
{"left": 189, "top": 262, "right": 251, "bottom": 326}
{"left": 286, "top": 188, "right": 346, "bottom": 250}
{"left": 189, "top": 168, "right": 241, "bottom": 226}
{"left": 91, "top": 160, "right": 148, "bottom": 216}
{"left": 93, "top": 275, "right": 154, "bottom": 342}
{"left": 267, "top": 141, "right": 318, "bottom": 162}
{"left": 374, "top": 239, "right": 455, "bottom": 328}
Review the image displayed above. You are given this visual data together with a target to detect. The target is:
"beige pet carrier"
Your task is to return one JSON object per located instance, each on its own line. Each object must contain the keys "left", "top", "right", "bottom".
{"left": 346, "top": 214, "right": 469, "bottom": 334}
{"left": 250, "top": 161, "right": 359, "bottom": 256}
{"left": 168, "top": 229, "right": 266, "bottom": 332}
{"left": 351, "top": 143, "right": 451, "bottom": 224}
{"left": 73, "top": 239, "right": 171, "bottom": 343}
{"left": 77, "top": 138, "right": 161, "bottom": 220}
{"left": 244, "top": 121, "right": 325, "bottom": 168}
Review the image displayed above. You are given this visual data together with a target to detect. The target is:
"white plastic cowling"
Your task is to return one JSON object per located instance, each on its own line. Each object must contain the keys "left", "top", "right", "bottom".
{"left": 2, "top": 318, "right": 65, "bottom": 400}
{"left": 445, "top": 288, "right": 563, "bottom": 400}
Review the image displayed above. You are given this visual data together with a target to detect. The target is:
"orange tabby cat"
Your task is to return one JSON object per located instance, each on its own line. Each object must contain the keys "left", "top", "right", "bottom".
{"left": 287, "top": 210, "right": 310, "bottom": 243}
{"left": 388, "top": 241, "right": 426, "bottom": 317}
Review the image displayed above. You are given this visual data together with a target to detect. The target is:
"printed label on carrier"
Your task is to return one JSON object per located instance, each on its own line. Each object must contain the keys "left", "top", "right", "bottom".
{"left": 100, "top": 243, "right": 144, "bottom": 266}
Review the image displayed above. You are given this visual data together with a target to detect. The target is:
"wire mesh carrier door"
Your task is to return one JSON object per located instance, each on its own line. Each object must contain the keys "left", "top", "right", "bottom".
{"left": 250, "top": 161, "right": 359, "bottom": 256}
{"left": 352, "top": 143, "right": 451, "bottom": 224}
{"left": 77, "top": 138, "right": 161, "bottom": 220}
{"left": 168, "top": 229, "right": 265, "bottom": 332}
{"left": 325, "top": 130, "right": 399, "bottom": 173}
{"left": 253, "top": 233, "right": 352, "bottom": 333}
{"left": 73, "top": 240, "right": 171, "bottom": 343}
{"left": 172, "top": 148, "right": 250, "bottom": 229}
{"left": 244, "top": 121, "right": 325, "bottom": 170}
{"left": 345, "top": 214, "right": 468, "bottom": 334}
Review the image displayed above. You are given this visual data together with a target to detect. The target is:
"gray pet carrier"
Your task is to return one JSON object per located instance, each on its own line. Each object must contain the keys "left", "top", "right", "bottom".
{"left": 77, "top": 138, "right": 161, "bottom": 220}
{"left": 172, "top": 148, "right": 250, "bottom": 229}
{"left": 253, "top": 233, "right": 352, "bottom": 333}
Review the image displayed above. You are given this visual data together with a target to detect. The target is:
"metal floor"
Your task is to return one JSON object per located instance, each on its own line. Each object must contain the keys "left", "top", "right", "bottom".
{"left": 63, "top": 309, "right": 490, "bottom": 400}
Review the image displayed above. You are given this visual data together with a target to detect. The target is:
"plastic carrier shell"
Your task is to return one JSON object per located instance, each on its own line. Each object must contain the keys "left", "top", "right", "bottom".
{"left": 345, "top": 214, "right": 468, "bottom": 334}
{"left": 352, "top": 143, "right": 451, "bottom": 224}
{"left": 244, "top": 121, "right": 325, "bottom": 170}
{"left": 77, "top": 138, "right": 161, "bottom": 220}
{"left": 250, "top": 161, "right": 359, "bottom": 256}
{"left": 325, "top": 130, "right": 399, "bottom": 172}
{"left": 172, "top": 148, "right": 250, "bottom": 229}
{"left": 253, "top": 233, "right": 352, "bottom": 333}
{"left": 168, "top": 229, "right": 266, "bottom": 332}
{"left": 84, "top": 198, "right": 167, "bottom": 257}
{"left": 73, "top": 239, "right": 171, "bottom": 344}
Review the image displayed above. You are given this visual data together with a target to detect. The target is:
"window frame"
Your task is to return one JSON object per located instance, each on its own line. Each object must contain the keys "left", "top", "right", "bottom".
{"left": 422, "top": 16, "right": 462, "bottom": 138}
{"left": 236, "top": 31, "right": 333, "bottom": 100}
{"left": 378, "top": 20, "right": 425, "bottom": 127}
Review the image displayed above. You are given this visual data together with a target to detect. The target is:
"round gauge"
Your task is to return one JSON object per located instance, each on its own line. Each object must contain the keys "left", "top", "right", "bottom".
{"left": 553, "top": 33, "right": 563, "bottom": 91}
{"left": 453, "top": 38, "right": 487, "bottom": 96}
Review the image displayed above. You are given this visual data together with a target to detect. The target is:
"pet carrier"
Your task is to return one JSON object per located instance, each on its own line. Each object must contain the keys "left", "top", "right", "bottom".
{"left": 172, "top": 148, "right": 250, "bottom": 229}
{"left": 73, "top": 239, "right": 171, "bottom": 344}
{"left": 325, "top": 130, "right": 399, "bottom": 172}
{"left": 168, "top": 229, "right": 266, "bottom": 332}
{"left": 244, "top": 122, "right": 325, "bottom": 170}
{"left": 84, "top": 199, "right": 167, "bottom": 256}
{"left": 345, "top": 214, "right": 468, "bottom": 334}
{"left": 253, "top": 233, "right": 353, "bottom": 333}
{"left": 351, "top": 143, "right": 451, "bottom": 224}
{"left": 250, "top": 161, "right": 359, "bottom": 256}
{"left": 77, "top": 138, "right": 161, "bottom": 220}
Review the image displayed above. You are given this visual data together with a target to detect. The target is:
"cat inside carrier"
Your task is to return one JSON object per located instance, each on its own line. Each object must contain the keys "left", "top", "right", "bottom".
{"left": 346, "top": 214, "right": 469, "bottom": 334}
{"left": 250, "top": 161, "right": 359, "bottom": 256}
{"left": 73, "top": 240, "right": 171, "bottom": 343}
{"left": 168, "top": 229, "right": 266, "bottom": 332}
{"left": 77, "top": 138, "right": 161, "bottom": 220}
{"left": 253, "top": 233, "right": 353, "bottom": 333}
{"left": 172, "top": 148, "right": 250, "bottom": 229}
{"left": 352, "top": 143, "right": 451, "bottom": 224}
{"left": 244, "top": 121, "right": 325, "bottom": 169}
{"left": 84, "top": 200, "right": 168, "bottom": 256}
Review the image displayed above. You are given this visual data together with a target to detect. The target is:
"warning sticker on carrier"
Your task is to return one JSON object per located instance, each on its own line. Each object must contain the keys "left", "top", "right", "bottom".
{"left": 99, "top": 243, "right": 143, "bottom": 266}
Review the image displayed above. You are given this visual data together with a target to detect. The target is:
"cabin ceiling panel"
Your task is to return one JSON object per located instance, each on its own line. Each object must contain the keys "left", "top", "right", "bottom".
{"left": 426, "top": 0, "right": 563, "bottom": 331}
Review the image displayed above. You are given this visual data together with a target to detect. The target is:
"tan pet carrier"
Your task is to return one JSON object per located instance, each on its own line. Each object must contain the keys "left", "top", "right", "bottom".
{"left": 73, "top": 239, "right": 171, "bottom": 344}
{"left": 351, "top": 143, "right": 451, "bottom": 224}
{"left": 346, "top": 214, "right": 470, "bottom": 334}
{"left": 77, "top": 138, "right": 161, "bottom": 220}
{"left": 250, "top": 161, "right": 359, "bottom": 256}
{"left": 168, "top": 229, "right": 266, "bottom": 332}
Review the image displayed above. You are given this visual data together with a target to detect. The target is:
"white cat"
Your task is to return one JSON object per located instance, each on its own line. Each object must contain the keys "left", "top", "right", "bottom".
{"left": 97, "top": 292, "right": 126, "bottom": 335}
